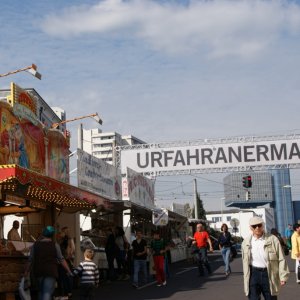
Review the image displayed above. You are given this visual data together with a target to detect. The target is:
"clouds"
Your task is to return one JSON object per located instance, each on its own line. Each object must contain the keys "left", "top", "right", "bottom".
{"left": 41, "top": 0, "right": 300, "bottom": 58}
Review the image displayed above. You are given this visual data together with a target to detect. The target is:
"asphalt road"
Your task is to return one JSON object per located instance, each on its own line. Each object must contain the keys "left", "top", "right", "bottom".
{"left": 72, "top": 251, "right": 299, "bottom": 300}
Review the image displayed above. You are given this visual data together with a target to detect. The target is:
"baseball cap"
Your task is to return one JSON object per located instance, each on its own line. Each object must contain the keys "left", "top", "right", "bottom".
{"left": 42, "top": 226, "right": 56, "bottom": 238}
{"left": 249, "top": 216, "right": 264, "bottom": 226}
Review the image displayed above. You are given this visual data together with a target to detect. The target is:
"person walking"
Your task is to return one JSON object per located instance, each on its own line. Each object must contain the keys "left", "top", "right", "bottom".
{"left": 189, "top": 223, "right": 213, "bottom": 277}
{"left": 218, "top": 223, "right": 232, "bottom": 277}
{"left": 150, "top": 230, "right": 166, "bottom": 287}
{"left": 242, "top": 216, "right": 289, "bottom": 300}
{"left": 105, "top": 228, "right": 117, "bottom": 281}
{"left": 25, "top": 226, "right": 73, "bottom": 300}
{"left": 291, "top": 223, "right": 300, "bottom": 284}
{"left": 73, "top": 248, "right": 99, "bottom": 300}
{"left": 57, "top": 226, "right": 75, "bottom": 299}
{"left": 115, "top": 226, "right": 130, "bottom": 280}
{"left": 270, "top": 228, "right": 289, "bottom": 256}
{"left": 131, "top": 229, "right": 148, "bottom": 288}
{"left": 285, "top": 224, "right": 293, "bottom": 250}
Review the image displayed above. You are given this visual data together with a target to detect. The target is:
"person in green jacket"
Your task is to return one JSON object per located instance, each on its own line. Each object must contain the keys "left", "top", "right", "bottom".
{"left": 150, "top": 230, "right": 166, "bottom": 287}
{"left": 242, "top": 216, "right": 289, "bottom": 300}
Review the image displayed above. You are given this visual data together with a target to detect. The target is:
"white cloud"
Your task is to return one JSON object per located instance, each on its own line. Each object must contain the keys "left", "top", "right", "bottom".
{"left": 41, "top": 0, "right": 300, "bottom": 58}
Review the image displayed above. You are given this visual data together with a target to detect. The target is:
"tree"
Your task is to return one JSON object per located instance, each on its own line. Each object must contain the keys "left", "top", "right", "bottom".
{"left": 196, "top": 192, "right": 206, "bottom": 220}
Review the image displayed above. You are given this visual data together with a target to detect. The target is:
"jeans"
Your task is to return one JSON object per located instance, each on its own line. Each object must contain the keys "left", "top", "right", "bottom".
{"left": 116, "top": 250, "right": 127, "bottom": 276}
{"left": 106, "top": 253, "right": 116, "bottom": 280}
{"left": 196, "top": 248, "right": 212, "bottom": 276}
{"left": 221, "top": 247, "right": 231, "bottom": 273}
{"left": 133, "top": 259, "right": 147, "bottom": 286}
{"left": 58, "top": 264, "right": 73, "bottom": 296}
{"left": 37, "top": 277, "right": 56, "bottom": 300}
{"left": 249, "top": 267, "right": 277, "bottom": 300}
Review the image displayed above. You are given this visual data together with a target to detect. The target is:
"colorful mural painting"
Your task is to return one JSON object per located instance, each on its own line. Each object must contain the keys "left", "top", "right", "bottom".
{"left": 0, "top": 83, "right": 69, "bottom": 182}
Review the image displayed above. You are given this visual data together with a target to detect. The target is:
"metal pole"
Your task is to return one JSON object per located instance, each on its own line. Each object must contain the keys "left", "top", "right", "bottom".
{"left": 193, "top": 179, "right": 198, "bottom": 219}
{"left": 78, "top": 123, "right": 83, "bottom": 150}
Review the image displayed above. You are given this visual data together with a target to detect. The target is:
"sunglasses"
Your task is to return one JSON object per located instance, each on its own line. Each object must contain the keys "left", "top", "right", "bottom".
{"left": 251, "top": 224, "right": 263, "bottom": 229}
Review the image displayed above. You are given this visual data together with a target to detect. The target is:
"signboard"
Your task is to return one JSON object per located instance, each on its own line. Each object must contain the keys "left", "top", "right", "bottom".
{"left": 122, "top": 167, "right": 155, "bottom": 209}
{"left": 120, "top": 136, "right": 300, "bottom": 175}
{"left": 152, "top": 208, "right": 168, "bottom": 226}
{"left": 0, "top": 82, "right": 70, "bottom": 182}
{"left": 5, "top": 194, "right": 26, "bottom": 206}
{"left": 77, "top": 149, "right": 121, "bottom": 200}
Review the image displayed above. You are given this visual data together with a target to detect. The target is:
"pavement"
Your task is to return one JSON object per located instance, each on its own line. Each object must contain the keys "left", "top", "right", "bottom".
{"left": 72, "top": 251, "right": 299, "bottom": 300}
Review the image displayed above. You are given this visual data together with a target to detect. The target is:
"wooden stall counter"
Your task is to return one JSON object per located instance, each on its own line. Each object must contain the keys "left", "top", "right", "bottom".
{"left": 0, "top": 241, "right": 29, "bottom": 299}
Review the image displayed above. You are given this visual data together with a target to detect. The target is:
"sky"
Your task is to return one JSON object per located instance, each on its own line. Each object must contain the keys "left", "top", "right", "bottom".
{"left": 1, "top": 0, "right": 300, "bottom": 211}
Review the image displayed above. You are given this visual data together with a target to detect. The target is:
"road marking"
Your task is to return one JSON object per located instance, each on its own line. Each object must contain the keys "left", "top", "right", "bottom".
{"left": 137, "top": 281, "right": 157, "bottom": 290}
{"left": 175, "top": 266, "right": 198, "bottom": 275}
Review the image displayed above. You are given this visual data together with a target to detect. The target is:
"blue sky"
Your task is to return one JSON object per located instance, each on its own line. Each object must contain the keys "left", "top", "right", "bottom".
{"left": 1, "top": 0, "right": 300, "bottom": 210}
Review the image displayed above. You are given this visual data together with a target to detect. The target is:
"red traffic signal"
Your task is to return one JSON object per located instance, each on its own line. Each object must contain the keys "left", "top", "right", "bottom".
{"left": 242, "top": 175, "right": 252, "bottom": 188}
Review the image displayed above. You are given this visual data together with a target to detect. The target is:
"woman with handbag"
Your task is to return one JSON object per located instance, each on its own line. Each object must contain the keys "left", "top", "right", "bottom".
{"left": 218, "top": 223, "right": 232, "bottom": 277}
{"left": 115, "top": 226, "right": 130, "bottom": 280}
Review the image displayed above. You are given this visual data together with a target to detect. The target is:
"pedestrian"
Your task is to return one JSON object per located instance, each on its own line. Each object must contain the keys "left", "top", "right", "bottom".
{"left": 73, "top": 248, "right": 99, "bottom": 300}
{"left": 241, "top": 216, "right": 289, "bottom": 300}
{"left": 25, "top": 226, "right": 73, "bottom": 300}
{"left": 290, "top": 223, "right": 300, "bottom": 284}
{"left": 7, "top": 220, "right": 21, "bottom": 241}
{"left": 115, "top": 226, "right": 130, "bottom": 280}
{"left": 104, "top": 228, "right": 117, "bottom": 281}
{"left": 218, "top": 223, "right": 232, "bottom": 277}
{"left": 57, "top": 226, "right": 75, "bottom": 299}
{"left": 131, "top": 229, "right": 148, "bottom": 288}
{"left": 150, "top": 230, "right": 167, "bottom": 287}
{"left": 189, "top": 223, "right": 213, "bottom": 277}
{"left": 284, "top": 224, "right": 293, "bottom": 250}
{"left": 270, "top": 228, "right": 289, "bottom": 256}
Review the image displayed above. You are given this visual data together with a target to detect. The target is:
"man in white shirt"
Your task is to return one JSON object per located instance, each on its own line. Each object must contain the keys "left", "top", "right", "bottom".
{"left": 242, "top": 216, "right": 289, "bottom": 300}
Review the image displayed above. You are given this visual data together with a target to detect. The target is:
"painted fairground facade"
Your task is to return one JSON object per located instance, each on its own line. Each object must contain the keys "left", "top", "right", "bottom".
{"left": 0, "top": 82, "right": 69, "bottom": 182}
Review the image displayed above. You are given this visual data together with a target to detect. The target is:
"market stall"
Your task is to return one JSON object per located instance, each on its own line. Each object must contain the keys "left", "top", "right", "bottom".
{"left": 0, "top": 164, "right": 111, "bottom": 298}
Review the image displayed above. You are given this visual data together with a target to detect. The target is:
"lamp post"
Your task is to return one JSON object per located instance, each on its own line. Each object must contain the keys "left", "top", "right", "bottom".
{"left": 0, "top": 64, "right": 42, "bottom": 80}
{"left": 220, "top": 197, "right": 225, "bottom": 223}
{"left": 52, "top": 113, "right": 103, "bottom": 129}
{"left": 282, "top": 185, "right": 293, "bottom": 234}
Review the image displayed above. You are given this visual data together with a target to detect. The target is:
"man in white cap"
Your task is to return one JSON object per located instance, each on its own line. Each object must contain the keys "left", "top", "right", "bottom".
{"left": 241, "top": 216, "right": 289, "bottom": 300}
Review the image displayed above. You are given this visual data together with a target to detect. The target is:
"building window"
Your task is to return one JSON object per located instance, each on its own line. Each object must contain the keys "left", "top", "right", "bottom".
{"left": 226, "top": 216, "right": 231, "bottom": 221}
{"left": 101, "top": 136, "right": 114, "bottom": 140}
{"left": 101, "top": 143, "right": 112, "bottom": 148}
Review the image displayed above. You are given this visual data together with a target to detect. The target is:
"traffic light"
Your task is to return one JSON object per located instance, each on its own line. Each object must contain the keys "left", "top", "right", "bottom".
{"left": 242, "top": 175, "right": 252, "bottom": 188}
{"left": 242, "top": 176, "right": 248, "bottom": 188}
{"left": 247, "top": 176, "right": 252, "bottom": 188}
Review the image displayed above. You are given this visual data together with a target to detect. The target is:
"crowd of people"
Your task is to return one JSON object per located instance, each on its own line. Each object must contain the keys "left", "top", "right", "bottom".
{"left": 7, "top": 219, "right": 300, "bottom": 300}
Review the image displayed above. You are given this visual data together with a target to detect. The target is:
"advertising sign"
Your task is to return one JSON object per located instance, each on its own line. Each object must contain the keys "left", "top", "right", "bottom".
{"left": 152, "top": 208, "right": 168, "bottom": 226}
{"left": 122, "top": 167, "right": 155, "bottom": 209}
{"left": 120, "top": 137, "right": 300, "bottom": 174}
{"left": 0, "top": 82, "right": 70, "bottom": 182}
{"left": 77, "top": 149, "right": 121, "bottom": 200}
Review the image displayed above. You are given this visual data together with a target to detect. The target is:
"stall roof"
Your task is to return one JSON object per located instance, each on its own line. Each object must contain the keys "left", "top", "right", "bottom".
{"left": 0, "top": 164, "right": 112, "bottom": 213}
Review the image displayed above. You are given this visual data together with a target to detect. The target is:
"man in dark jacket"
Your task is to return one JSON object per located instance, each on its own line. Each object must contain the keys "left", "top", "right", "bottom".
{"left": 105, "top": 228, "right": 117, "bottom": 281}
{"left": 25, "top": 226, "right": 72, "bottom": 300}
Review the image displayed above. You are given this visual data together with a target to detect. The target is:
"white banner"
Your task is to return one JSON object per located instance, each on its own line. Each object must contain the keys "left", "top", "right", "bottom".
{"left": 77, "top": 149, "right": 121, "bottom": 200}
{"left": 122, "top": 167, "right": 155, "bottom": 209}
{"left": 120, "top": 138, "right": 300, "bottom": 174}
